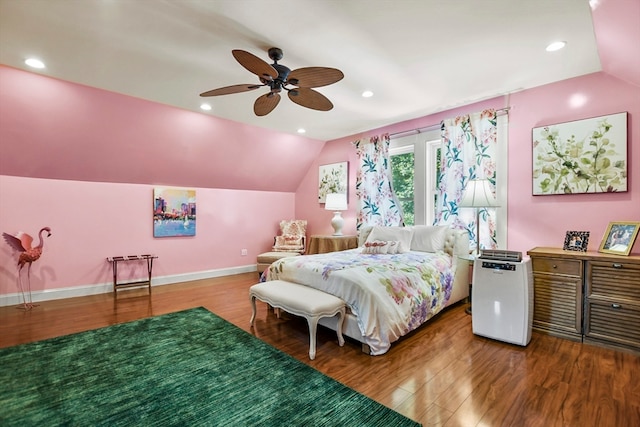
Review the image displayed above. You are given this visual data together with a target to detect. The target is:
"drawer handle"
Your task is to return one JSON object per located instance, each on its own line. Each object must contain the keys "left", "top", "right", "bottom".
{"left": 552, "top": 264, "right": 557, "bottom": 269}
{"left": 612, "top": 263, "right": 623, "bottom": 269}
{"left": 611, "top": 303, "right": 622, "bottom": 309}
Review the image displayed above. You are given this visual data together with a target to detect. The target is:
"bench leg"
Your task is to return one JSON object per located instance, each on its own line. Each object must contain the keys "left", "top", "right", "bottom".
{"left": 249, "top": 294, "right": 257, "bottom": 327}
{"left": 307, "top": 316, "right": 319, "bottom": 360}
{"left": 336, "top": 308, "right": 345, "bottom": 347}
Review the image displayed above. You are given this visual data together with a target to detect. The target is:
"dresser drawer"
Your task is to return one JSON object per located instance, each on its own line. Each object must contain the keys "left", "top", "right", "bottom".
{"left": 531, "top": 257, "right": 582, "bottom": 276}
{"left": 587, "top": 261, "right": 640, "bottom": 301}
{"left": 531, "top": 274, "right": 582, "bottom": 339}
{"left": 584, "top": 299, "right": 640, "bottom": 351}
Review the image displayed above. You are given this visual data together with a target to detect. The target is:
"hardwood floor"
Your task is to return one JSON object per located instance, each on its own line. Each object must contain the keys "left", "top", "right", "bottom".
{"left": 1, "top": 272, "right": 639, "bottom": 426}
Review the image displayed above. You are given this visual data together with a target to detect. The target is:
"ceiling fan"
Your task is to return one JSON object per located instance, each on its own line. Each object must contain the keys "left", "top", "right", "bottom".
{"left": 200, "top": 47, "right": 344, "bottom": 116}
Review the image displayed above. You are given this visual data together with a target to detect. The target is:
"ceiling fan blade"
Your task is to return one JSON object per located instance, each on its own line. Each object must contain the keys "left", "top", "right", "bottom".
{"left": 287, "top": 67, "right": 344, "bottom": 88}
{"left": 200, "top": 84, "right": 263, "bottom": 97}
{"left": 232, "top": 49, "right": 278, "bottom": 80}
{"left": 288, "top": 88, "right": 333, "bottom": 111}
{"left": 254, "top": 93, "right": 281, "bottom": 116}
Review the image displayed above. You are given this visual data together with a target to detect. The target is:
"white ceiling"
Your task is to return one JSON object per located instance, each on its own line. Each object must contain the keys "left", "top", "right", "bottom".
{"left": 0, "top": 0, "right": 601, "bottom": 141}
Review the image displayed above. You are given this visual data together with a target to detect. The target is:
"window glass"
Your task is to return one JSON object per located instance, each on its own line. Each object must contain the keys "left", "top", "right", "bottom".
{"left": 390, "top": 129, "right": 440, "bottom": 226}
{"left": 390, "top": 150, "right": 415, "bottom": 225}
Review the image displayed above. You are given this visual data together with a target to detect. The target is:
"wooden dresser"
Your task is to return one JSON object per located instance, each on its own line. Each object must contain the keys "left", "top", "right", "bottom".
{"left": 527, "top": 247, "right": 640, "bottom": 353}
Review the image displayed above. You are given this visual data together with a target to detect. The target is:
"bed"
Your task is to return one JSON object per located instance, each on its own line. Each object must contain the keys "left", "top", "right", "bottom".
{"left": 262, "top": 225, "right": 470, "bottom": 355}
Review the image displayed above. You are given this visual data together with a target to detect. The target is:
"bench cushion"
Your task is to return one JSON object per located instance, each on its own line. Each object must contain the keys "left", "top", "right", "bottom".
{"left": 250, "top": 280, "right": 344, "bottom": 317}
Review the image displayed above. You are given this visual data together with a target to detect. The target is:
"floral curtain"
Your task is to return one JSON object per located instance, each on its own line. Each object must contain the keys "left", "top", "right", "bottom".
{"left": 435, "top": 109, "right": 498, "bottom": 251}
{"left": 353, "top": 134, "right": 403, "bottom": 230}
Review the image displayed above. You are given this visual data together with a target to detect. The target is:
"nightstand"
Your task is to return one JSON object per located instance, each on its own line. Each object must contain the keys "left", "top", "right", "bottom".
{"left": 306, "top": 235, "right": 357, "bottom": 255}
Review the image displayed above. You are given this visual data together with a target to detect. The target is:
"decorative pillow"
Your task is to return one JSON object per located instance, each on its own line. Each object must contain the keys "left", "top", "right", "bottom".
{"left": 273, "top": 234, "right": 304, "bottom": 252}
{"left": 362, "top": 240, "right": 401, "bottom": 255}
{"left": 274, "top": 235, "right": 302, "bottom": 246}
{"left": 365, "top": 226, "right": 413, "bottom": 253}
{"left": 410, "top": 225, "right": 448, "bottom": 253}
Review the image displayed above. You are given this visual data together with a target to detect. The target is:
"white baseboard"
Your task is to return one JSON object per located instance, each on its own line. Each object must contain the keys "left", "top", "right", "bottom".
{"left": 0, "top": 264, "right": 258, "bottom": 307}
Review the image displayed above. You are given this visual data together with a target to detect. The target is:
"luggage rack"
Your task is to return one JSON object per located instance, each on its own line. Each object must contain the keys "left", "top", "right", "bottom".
{"left": 106, "top": 254, "right": 157, "bottom": 294}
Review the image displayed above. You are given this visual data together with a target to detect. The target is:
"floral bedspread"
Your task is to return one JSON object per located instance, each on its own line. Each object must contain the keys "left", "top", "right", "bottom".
{"left": 263, "top": 249, "right": 454, "bottom": 355}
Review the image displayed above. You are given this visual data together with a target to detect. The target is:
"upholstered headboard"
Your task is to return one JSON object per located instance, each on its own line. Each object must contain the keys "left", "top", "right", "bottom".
{"left": 445, "top": 228, "right": 470, "bottom": 258}
{"left": 357, "top": 225, "right": 469, "bottom": 257}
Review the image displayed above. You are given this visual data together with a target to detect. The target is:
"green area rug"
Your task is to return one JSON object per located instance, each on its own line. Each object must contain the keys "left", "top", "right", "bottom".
{"left": 0, "top": 307, "right": 420, "bottom": 426}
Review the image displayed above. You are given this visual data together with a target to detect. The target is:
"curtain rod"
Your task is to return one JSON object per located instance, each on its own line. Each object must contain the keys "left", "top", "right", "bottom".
{"left": 389, "top": 107, "right": 510, "bottom": 139}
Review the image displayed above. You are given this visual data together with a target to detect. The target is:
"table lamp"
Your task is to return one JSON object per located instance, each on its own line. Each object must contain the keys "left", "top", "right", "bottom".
{"left": 459, "top": 179, "right": 499, "bottom": 255}
{"left": 324, "top": 193, "right": 348, "bottom": 236}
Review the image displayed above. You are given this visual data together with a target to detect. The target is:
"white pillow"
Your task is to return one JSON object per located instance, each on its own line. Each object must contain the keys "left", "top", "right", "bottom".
{"left": 366, "top": 226, "right": 413, "bottom": 253}
{"left": 358, "top": 225, "right": 374, "bottom": 247}
{"left": 411, "top": 225, "right": 448, "bottom": 252}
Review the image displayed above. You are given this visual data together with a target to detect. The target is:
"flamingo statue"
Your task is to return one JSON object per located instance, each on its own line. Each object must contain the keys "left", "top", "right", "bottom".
{"left": 2, "top": 226, "right": 52, "bottom": 310}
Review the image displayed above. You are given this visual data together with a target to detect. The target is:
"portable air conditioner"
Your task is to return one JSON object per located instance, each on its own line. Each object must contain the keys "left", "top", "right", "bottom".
{"left": 472, "top": 258, "right": 533, "bottom": 346}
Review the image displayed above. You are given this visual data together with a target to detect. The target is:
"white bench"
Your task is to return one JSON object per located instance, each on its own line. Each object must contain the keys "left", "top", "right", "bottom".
{"left": 249, "top": 280, "right": 345, "bottom": 360}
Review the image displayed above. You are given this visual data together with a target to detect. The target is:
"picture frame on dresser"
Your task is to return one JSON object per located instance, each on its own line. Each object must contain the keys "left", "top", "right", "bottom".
{"left": 563, "top": 231, "right": 589, "bottom": 252}
{"left": 598, "top": 221, "right": 640, "bottom": 256}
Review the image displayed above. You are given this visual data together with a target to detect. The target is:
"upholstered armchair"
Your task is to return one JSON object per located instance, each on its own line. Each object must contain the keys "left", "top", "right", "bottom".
{"left": 272, "top": 219, "right": 307, "bottom": 253}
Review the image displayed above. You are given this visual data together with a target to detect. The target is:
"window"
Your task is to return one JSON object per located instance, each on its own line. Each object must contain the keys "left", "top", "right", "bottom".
{"left": 390, "top": 129, "right": 441, "bottom": 226}
{"left": 390, "top": 113, "right": 508, "bottom": 248}
{"left": 390, "top": 147, "right": 415, "bottom": 225}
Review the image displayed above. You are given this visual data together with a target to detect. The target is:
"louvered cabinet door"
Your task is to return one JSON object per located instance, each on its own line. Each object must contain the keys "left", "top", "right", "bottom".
{"left": 530, "top": 256, "right": 583, "bottom": 341}
{"left": 584, "top": 260, "right": 640, "bottom": 352}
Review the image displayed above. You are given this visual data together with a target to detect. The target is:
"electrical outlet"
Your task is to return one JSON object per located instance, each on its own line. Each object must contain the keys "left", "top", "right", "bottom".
{"left": 241, "top": 249, "right": 248, "bottom": 256}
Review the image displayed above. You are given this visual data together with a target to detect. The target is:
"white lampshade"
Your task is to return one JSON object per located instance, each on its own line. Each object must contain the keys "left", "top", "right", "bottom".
{"left": 459, "top": 179, "right": 499, "bottom": 255}
{"left": 459, "top": 179, "right": 499, "bottom": 208}
{"left": 324, "top": 193, "right": 348, "bottom": 211}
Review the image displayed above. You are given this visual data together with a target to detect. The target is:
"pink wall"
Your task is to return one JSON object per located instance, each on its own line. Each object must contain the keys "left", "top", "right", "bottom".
{"left": 0, "top": 65, "right": 325, "bottom": 192}
{"left": 0, "top": 176, "right": 295, "bottom": 296}
{"left": 295, "top": 71, "right": 640, "bottom": 255}
{"left": 1, "top": 67, "right": 639, "bottom": 302}
{"left": 0, "top": 66, "right": 323, "bottom": 299}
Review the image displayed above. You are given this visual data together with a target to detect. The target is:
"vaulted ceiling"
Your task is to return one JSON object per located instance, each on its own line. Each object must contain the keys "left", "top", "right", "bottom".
{"left": 0, "top": 0, "right": 638, "bottom": 141}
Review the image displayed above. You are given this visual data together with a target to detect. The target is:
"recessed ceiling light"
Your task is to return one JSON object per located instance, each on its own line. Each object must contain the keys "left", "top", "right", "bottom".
{"left": 25, "top": 58, "right": 45, "bottom": 69}
{"left": 200, "top": 103, "right": 212, "bottom": 111}
{"left": 545, "top": 41, "right": 566, "bottom": 52}
{"left": 362, "top": 90, "right": 373, "bottom": 98}
{"left": 297, "top": 128, "right": 306, "bottom": 134}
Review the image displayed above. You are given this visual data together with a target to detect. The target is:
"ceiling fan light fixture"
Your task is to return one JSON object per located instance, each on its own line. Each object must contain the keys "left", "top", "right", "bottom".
{"left": 297, "top": 128, "right": 306, "bottom": 134}
{"left": 200, "top": 103, "right": 212, "bottom": 111}
{"left": 362, "top": 90, "right": 373, "bottom": 98}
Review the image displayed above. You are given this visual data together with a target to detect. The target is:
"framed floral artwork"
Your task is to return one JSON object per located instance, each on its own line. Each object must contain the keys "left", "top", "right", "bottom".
{"left": 532, "top": 112, "right": 627, "bottom": 195}
{"left": 563, "top": 231, "right": 589, "bottom": 252}
{"left": 153, "top": 187, "right": 196, "bottom": 237}
{"left": 598, "top": 221, "right": 640, "bottom": 256}
{"left": 318, "top": 161, "right": 348, "bottom": 203}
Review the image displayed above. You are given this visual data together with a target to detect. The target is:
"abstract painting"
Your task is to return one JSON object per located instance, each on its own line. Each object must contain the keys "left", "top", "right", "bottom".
{"left": 153, "top": 188, "right": 196, "bottom": 237}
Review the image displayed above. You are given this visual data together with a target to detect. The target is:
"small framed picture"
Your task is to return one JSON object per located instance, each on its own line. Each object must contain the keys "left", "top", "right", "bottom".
{"left": 563, "top": 231, "right": 590, "bottom": 252}
{"left": 598, "top": 221, "right": 640, "bottom": 256}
